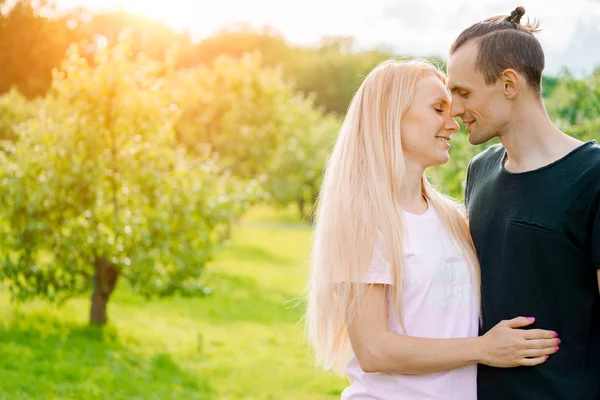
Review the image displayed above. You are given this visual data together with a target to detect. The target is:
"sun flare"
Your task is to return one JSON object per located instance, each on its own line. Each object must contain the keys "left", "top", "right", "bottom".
{"left": 56, "top": 0, "right": 288, "bottom": 40}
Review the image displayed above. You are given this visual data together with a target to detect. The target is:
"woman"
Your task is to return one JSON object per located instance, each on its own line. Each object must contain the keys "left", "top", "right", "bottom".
{"left": 305, "top": 59, "right": 560, "bottom": 399}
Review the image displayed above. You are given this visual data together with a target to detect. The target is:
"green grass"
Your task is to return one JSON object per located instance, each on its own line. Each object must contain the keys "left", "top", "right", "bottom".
{"left": 0, "top": 208, "right": 346, "bottom": 399}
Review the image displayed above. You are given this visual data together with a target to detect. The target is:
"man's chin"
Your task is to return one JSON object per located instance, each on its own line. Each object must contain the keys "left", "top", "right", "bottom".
{"left": 467, "top": 132, "right": 487, "bottom": 146}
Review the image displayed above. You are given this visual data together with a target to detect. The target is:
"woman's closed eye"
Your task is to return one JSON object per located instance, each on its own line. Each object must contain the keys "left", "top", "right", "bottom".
{"left": 433, "top": 104, "right": 445, "bottom": 113}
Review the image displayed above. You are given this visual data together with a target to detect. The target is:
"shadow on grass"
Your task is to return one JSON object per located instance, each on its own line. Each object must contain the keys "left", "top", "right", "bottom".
{"left": 221, "top": 243, "right": 294, "bottom": 264}
{"left": 109, "top": 270, "right": 304, "bottom": 327}
{"left": 158, "top": 271, "right": 307, "bottom": 327}
{"left": 0, "top": 312, "right": 212, "bottom": 400}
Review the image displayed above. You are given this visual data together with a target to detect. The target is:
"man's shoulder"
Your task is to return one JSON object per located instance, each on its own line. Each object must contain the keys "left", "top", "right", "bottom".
{"left": 567, "top": 140, "right": 600, "bottom": 177}
{"left": 465, "top": 144, "right": 504, "bottom": 203}
{"left": 468, "top": 143, "right": 504, "bottom": 172}
{"left": 575, "top": 141, "right": 600, "bottom": 188}
{"left": 579, "top": 140, "right": 600, "bottom": 165}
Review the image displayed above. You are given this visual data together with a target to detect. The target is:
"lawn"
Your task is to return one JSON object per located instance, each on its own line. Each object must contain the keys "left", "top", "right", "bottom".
{"left": 0, "top": 206, "right": 347, "bottom": 399}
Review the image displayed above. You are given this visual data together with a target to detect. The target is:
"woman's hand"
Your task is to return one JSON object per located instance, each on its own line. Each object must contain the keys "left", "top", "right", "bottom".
{"left": 478, "top": 317, "right": 560, "bottom": 367}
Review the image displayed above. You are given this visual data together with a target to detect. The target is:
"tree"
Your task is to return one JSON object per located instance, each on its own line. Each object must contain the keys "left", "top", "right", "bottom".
{"left": 170, "top": 52, "right": 300, "bottom": 181}
{"left": 193, "top": 29, "right": 408, "bottom": 115}
{"left": 0, "top": 0, "right": 80, "bottom": 98}
{"left": 78, "top": 11, "right": 198, "bottom": 69}
{"left": 546, "top": 68, "right": 600, "bottom": 142}
{"left": 263, "top": 96, "right": 340, "bottom": 220}
{"left": 170, "top": 51, "right": 345, "bottom": 221}
{"left": 283, "top": 48, "right": 393, "bottom": 115}
{"left": 194, "top": 25, "right": 290, "bottom": 67}
{"left": 0, "top": 35, "right": 248, "bottom": 325}
{"left": 0, "top": 87, "right": 38, "bottom": 141}
{"left": 542, "top": 75, "right": 561, "bottom": 99}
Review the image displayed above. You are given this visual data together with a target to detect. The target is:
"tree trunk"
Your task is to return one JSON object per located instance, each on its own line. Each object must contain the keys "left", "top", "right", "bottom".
{"left": 90, "top": 256, "right": 120, "bottom": 325}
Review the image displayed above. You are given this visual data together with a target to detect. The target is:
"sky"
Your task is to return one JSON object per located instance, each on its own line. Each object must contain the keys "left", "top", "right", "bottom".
{"left": 55, "top": 0, "right": 600, "bottom": 76}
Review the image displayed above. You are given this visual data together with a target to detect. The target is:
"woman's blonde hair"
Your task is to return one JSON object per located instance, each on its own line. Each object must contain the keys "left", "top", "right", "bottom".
{"left": 305, "top": 59, "right": 481, "bottom": 373}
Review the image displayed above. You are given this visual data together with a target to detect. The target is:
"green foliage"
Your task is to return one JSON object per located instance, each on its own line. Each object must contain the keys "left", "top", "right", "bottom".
{"left": 170, "top": 52, "right": 296, "bottom": 180}
{"left": 542, "top": 75, "right": 561, "bottom": 99}
{"left": 79, "top": 12, "right": 198, "bottom": 68}
{"left": 283, "top": 49, "right": 391, "bottom": 115}
{"left": 427, "top": 127, "right": 499, "bottom": 200}
{"left": 170, "top": 51, "right": 341, "bottom": 217}
{"left": 546, "top": 68, "right": 600, "bottom": 142}
{"left": 264, "top": 96, "right": 340, "bottom": 219}
{"left": 0, "top": 37, "right": 248, "bottom": 311}
{"left": 0, "top": 88, "right": 38, "bottom": 141}
{"left": 566, "top": 119, "right": 600, "bottom": 142}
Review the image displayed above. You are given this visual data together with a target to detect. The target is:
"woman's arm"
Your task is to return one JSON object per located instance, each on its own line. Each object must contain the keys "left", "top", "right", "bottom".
{"left": 347, "top": 284, "right": 560, "bottom": 375}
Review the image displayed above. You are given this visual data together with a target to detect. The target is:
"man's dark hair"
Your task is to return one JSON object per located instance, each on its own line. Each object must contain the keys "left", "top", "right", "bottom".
{"left": 450, "top": 6, "right": 545, "bottom": 96}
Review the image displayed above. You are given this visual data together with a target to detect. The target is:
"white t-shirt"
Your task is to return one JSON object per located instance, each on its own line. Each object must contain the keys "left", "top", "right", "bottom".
{"left": 341, "top": 203, "right": 479, "bottom": 400}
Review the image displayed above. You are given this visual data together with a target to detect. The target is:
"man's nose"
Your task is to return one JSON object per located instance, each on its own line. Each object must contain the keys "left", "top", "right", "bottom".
{"left": 450, "top": 101, "right": 464, "bottom": 118}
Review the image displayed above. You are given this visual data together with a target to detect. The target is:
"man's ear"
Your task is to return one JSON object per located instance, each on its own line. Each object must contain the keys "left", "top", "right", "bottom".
{"left": 501, "top": 69, "right": 519, "bottom": 99}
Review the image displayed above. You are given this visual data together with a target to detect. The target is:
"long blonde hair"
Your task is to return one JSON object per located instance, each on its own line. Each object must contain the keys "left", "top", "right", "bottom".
{"left": 305, "top": 59, "right": 481, "bottom": 373}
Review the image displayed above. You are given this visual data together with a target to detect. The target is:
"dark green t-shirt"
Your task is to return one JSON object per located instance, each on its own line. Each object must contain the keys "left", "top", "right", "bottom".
{"left": 465, "top": 140, "right": 600, "bottom": 400}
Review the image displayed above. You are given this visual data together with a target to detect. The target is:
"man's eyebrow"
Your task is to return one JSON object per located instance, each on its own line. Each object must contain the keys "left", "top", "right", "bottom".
{"left": 448, "top": 85, "right": 468, "bottom": 94}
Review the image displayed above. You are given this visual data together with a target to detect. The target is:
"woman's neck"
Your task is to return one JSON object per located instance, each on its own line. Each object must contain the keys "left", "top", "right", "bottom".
{"left": 400, "top": 162, "right": 427, "bottom": 214}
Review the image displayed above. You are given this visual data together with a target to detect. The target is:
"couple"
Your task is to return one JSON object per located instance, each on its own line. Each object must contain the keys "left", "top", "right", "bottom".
{"left": 306, "top": 6, "right": 600, "bottom": 400}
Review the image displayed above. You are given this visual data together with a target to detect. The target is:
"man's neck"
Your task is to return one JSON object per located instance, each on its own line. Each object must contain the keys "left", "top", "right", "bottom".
{"left": 500, "top": 100, "right": 583, "bottom": 173}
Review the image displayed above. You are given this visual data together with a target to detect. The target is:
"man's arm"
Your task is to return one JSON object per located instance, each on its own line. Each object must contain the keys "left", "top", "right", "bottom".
{"left": 592, "top": 192, "right": 599, "bottom": 292}
{"left": 594, "top": 223, "right": 599, "bottom": 292}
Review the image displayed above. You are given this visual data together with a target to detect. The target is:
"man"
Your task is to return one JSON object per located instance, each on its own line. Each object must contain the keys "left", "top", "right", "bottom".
{"left": 446, "top": 6, "right": 600, "bottom": 400}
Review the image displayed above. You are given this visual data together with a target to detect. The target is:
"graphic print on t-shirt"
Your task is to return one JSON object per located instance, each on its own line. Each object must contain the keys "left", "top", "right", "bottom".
{"left": 405, "top": 230, "right": 474, "bottom": 309}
